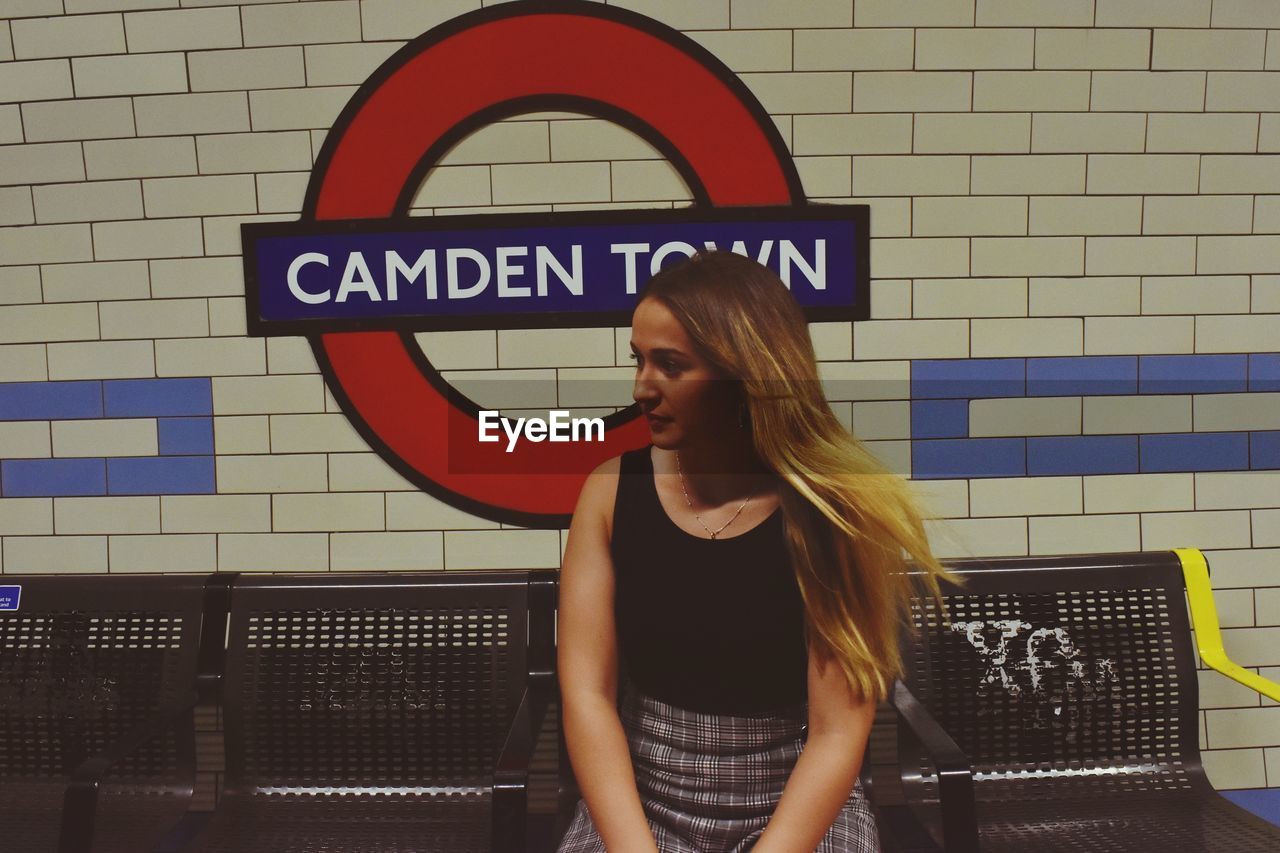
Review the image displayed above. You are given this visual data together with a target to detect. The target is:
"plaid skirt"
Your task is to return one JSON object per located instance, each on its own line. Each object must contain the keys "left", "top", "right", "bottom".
{"left": 556, "top": 677, "right": 879, "bottom": 853}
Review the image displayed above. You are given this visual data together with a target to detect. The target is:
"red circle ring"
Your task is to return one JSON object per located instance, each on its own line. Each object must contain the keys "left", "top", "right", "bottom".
{"left": 306, "top": 1, "right": 804, "bottom": 527}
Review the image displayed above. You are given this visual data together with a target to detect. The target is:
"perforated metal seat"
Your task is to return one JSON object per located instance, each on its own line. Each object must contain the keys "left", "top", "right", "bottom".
{"left": 0, "top": 574, "right": 205, "bottom": 853}
{"left": 186, "top": 570, "right": 556, "bottom": 853}
{"left": 890, "top": 549, "right": 1280, "bottom": 852}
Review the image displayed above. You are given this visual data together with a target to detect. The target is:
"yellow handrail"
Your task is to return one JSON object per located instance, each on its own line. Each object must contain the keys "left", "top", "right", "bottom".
{"left": 1174, "top": 547, "right": 1280, "bottom": 704}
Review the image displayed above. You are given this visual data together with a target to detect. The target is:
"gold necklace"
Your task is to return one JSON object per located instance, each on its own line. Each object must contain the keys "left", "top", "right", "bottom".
{"left": 675, "top": 451, "right": 756, "bottom": 540}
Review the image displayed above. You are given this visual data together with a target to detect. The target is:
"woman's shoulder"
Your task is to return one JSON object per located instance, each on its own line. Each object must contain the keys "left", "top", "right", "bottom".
{"left": 575, "top": 445, "right": 651, "bottom": 540}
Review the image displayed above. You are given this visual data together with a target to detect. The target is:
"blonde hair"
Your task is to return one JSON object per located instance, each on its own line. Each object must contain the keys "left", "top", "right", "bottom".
{"left": 638, "top": 250, "right": 960, "bottom": 703}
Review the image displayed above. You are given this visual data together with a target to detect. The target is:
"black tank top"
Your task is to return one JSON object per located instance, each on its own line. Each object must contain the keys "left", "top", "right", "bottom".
{"left": 611, "top": 444, "right": 809, "bottom": 715}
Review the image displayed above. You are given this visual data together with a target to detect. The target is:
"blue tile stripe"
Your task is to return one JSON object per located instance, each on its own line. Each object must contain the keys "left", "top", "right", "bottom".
{"left": 0, "top": 379, "right": 215, "bottom": 497}
{"left": 909, "top": 353, "right": 1280, "bottom": 479}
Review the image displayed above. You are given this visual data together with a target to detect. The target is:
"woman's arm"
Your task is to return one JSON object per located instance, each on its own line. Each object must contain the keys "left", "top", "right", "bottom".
{"left": 751, "top": 640, "right": 878, "bottom": 853}
{"left": 558, "top": 457, "right": 661, "bottom": 853}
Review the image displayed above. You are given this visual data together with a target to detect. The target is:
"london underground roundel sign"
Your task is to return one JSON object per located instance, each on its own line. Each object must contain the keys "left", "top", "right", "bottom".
{"left": 241, "top": 1, "right": 870, "bottom": 528}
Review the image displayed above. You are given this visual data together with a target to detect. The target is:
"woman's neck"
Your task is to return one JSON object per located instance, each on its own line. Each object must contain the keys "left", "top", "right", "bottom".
{"left": 659, "top": 435, "right": 774, "bottom": 506}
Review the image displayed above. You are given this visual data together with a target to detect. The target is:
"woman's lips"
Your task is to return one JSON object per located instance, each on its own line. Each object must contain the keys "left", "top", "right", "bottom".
{"left": 645, "top": 414, "right": 671, "bottom": 425}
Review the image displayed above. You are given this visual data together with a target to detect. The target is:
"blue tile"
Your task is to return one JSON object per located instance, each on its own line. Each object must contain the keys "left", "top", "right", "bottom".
{"left": 1253, "top": 431, "right": 1280, "bottom": 469}
{"left": 158, "top": 417, "right": 214, "bottom": 455}
{"left": 0, "top": 381, "right": 102, "bottom": 421}
{"left": 910, "top": 400, "right": 968, "bottom": 439}
{"left": 107, "top": 456, "right": 215, "bottom": 495}
{"left": 1027, "top": 356, "right": 1135, "bottom": 397}
{"left": 1140, "top": 432, "right": 1248, "bottom": 472}
{"left": 1221, "top": 789, "right": 1280, "bottom": 828}
{"left": 911, "top": 359, "right": 1025, "bottom": 400}
{"left": 1, "top": 458, "right": 106, "bottom": 497}
{"left": 1027, "top": 435, "right": 1137, "bottom": 475}
{"left": 104, "top": 378, "right": 213, "bottom": 417}
{"left": 1249, "top": 353, "right": 1280, "bottom": 392}
{"left": 911, "top": 438, "right": 1025, "bottom": 479}
{"left": 1139, "top": 354, "right": 1247, "bottom": 394}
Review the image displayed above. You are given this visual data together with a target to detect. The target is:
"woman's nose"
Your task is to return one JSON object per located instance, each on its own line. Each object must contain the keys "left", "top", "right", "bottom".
{"left": 633, "top": 368, "right": 659, "bottom": 404}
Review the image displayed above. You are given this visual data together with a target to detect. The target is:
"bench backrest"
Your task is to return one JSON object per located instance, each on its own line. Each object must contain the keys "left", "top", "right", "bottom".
{"left": 222, "top": 571, "right": 533, "bottom": 794}
{"left": 0, "top": 574, "right": 205, "bottom": 782}
{"left": 904, "top": 551, "right": 1201, "bottom": 799}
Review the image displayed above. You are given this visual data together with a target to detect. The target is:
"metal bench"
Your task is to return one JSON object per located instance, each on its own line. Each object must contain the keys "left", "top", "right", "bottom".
{"left": 183, "top": 569, "right": 557, "bottom": 853}
{"left": 881, "top": 547, "right": 1280, "bottom": 852}
{"left": 0, "top": 574, "right": 208, "bottom": 853}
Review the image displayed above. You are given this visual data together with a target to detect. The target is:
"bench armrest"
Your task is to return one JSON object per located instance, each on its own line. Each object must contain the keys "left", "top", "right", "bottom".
{"left": 892, "top": 681, "right": 980, "bottom": 853}
{"left": 59, "top": 694, "right": 198, "bottom": 853}
{"left": 492, "top": 682, "right": 556, "bottom": 853}
{"left": 1175, "top": 547, "right": 1280, "bottom": 703}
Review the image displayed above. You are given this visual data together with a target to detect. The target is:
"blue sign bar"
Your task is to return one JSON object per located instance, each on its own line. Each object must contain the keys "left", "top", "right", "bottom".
{"left": 0, "top": 586, "right": 20, "bottom": 612}
{"left": 242, "top": 205, "right": 869, "bottom": 335}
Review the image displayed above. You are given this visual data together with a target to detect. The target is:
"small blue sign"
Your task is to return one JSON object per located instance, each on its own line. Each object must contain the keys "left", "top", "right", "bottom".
{"left": 242, "top": 205, "right": 869, "bottom": 336}
{"left": 0, "top": 586, "right": 20, "bottom": 612}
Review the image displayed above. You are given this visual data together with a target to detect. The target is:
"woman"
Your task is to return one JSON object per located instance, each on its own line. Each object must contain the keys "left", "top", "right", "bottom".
{"left": 556, "top": 250, "right": 955, "bottom": 853}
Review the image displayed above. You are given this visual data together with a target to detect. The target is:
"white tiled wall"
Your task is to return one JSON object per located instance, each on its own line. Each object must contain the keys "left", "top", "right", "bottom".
{"left": 2, "top": 0, "right": 1279, "bottom": 791}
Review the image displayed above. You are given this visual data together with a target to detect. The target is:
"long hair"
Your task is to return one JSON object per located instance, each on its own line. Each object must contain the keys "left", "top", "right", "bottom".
{"left": 637, "top": 249, "right": 959, "bottom": 703}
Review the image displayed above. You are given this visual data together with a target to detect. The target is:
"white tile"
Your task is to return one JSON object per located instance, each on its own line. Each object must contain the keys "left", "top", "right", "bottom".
{"left": 51, "top": 418, "right": 156, "bottom": 457}
{"left": 1141, "top": 507, "right": 1249, "bottom": 548}
{"left": 0, "top": 59, "right": 73, "bottom": 103}
{"left": 328, "top": 452, "right": 417, "bottom": 492}
{"left": 0, "top": 142, "right": 86, "bottom": 185}
{"left": 48, "top": 340, "right": 155, "bottom": 380}
{"left": 92, "top": 218, "right": 204, "bottom": 261}
{"left": 108, "top": 533, "right": 216, "bottom": 572}
{"left": 851, "top": 318, "right": 968, "bottom": 360}
{"left": 212, "top": 416, "right": 269, "bottom": 455}
{"left": 83, "top": 137, "right": 197, "bottom": 180}
{"left": 161, "top": 494, "right": 271, "bottom": 533}
{"left": 2, "top": 536, "right": 107, "bottom": 573}
{"left": 969, "top": 476, "right": 1082, "bottom": 517}
{"left": 924, "top": 516, "right": 1029, "bottom": 559}
{"left": 242, "top": 1, "right": 360, "bottom": 47}
{"left": 155, "top": 337, "right": 266, "bottom": 377}
{"left": 1034, "top": 28, "right": 1150, "bottom": 69}
{"left": 0, "top": 422, "right": 51, "bottom": 459}
{"left": 0, "top": 303, "right": 99, "bottom": 348}
{"left": 33, "top": 180, "right": 143, "bottom": 224}
{"left": 143, "top": 174, "right": 256, "bottom": 218}
{"left": 967, "top": 318, "right": 1080, "bottom": 358}
{"left": 443, "top": 529, "right": 561, "bottom": 569}
{"left": 0, "top": 345, "right": 48, "bottom": 382}
{"left": 71, "top": 52, "right": 187, "bottom": 97}
{"left": 214, "top": 454, "right": 328, "bottom": 493}
{"left": 0, "top": 498, "right": 53, "bottom": 536}
{"left": 330, "top": 532, "right": 444, "bottom": 571}
{"left": 272, "top": 493, "right": 384, "bottom": 532}
{"left": 912, "top": 276, "right": 1028, "bottom": 314}
{"left": 123, "top": 6, "right": 242, "bottom": 52}
{"left": 969, "top": 396, "right": 1081, "bottom": 436}
{"left": 1083, "top": 473, "right": 1195, "bottom": 513}
{"left": 1027, "top": 513, "right": 1141, "bottom": 555}
{"left": 853, "top": 72, "right": 970, "bottom": 112}
{"left": 55, "top": 496, "right": 158, "bottom": 534}
{"left": 11, "top": 14, "right": 125, "bottom": 59}
{"left": 150, "top": 256, "right": 244, "bottom": 298}
{"left": 793, "top": 28, "right": 913, "bottom": 71}
{"left": 1082, "top": 394, "right": 1191, "bottom": 432}
{"left": 1195, "top": 392, "right": 1280, "bottom": 431}
{"left": 1029, "top": 196, "right": 1142, "bottom": 236}
{"left": 248, "top": 87, "right": 357, "bottom": 132}
{"left": 1036, "top": 275, "right": 1138, "bottom": 318}
{"left": 212, "top": 374, "right": 327, "bottom": 415}
{"left": 97, "top": 295, "right": 207, "bottom": 338}
{"left": 1192, "top": 468, "right": 1280, "bottom": 507}
{"left": 134, "top": 92, "right": 249, "bottom": 136}
{"left": 1085, "top": 315, "right": 1192, "bottom": 350}
{"left": 268, "top": 413, "right": 369, "bottom": 453}
{"left": 217, "top": 532, "right": 328, "bottom": 572}
{"left": 188, "top": 47, "right": 304, "bottom": 92}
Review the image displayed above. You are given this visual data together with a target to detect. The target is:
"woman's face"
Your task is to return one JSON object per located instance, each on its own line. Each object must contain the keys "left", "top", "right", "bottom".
{"left": 629, "top": 297, "right": 738, "bottom": 448}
